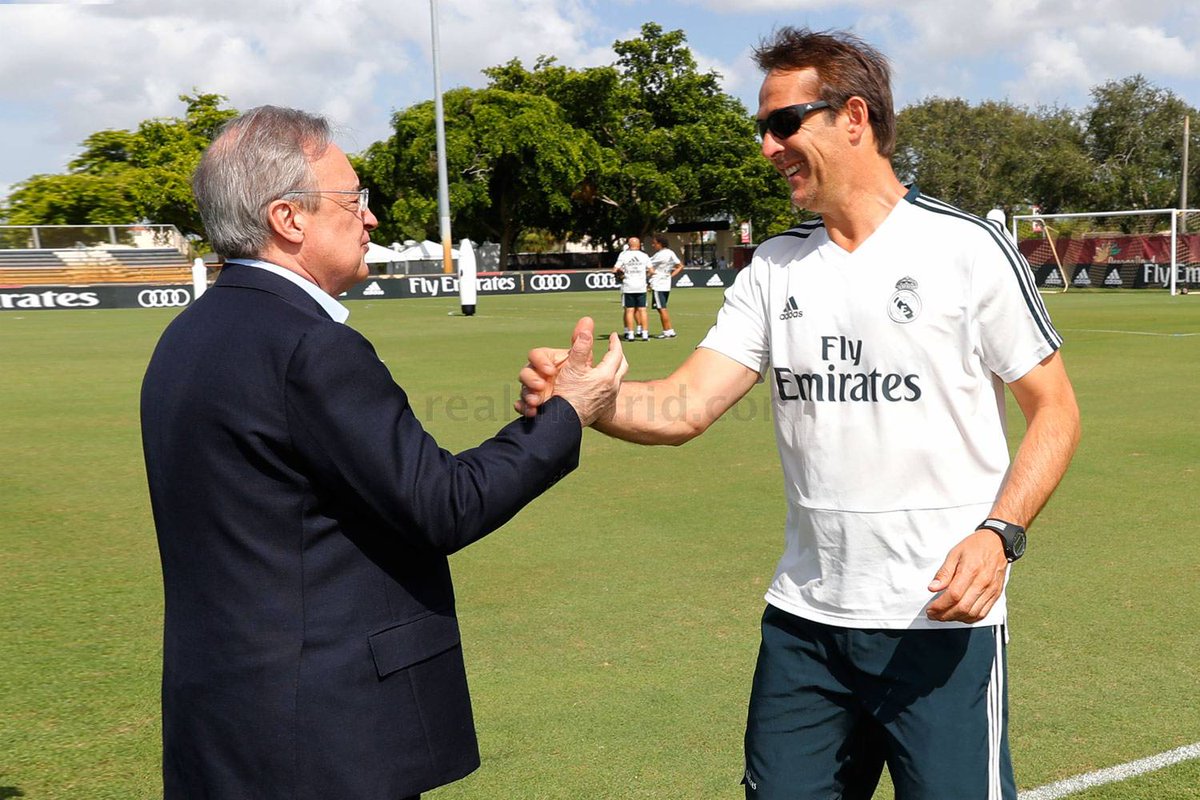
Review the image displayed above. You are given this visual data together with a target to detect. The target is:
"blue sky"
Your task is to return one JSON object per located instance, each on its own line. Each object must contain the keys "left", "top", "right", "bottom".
{"left": 1, "top": 0, "right": 1198, "bottom": 204}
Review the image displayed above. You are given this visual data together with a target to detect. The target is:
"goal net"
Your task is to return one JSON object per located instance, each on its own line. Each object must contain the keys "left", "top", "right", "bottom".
{"left": 1011, "top": 209, "right": 1200, "bottom": 295}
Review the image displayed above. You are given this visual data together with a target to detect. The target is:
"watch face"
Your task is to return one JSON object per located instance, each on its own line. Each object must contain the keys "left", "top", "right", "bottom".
{"left": 1010, "top": 530, "right": 1027, "bottom": 559}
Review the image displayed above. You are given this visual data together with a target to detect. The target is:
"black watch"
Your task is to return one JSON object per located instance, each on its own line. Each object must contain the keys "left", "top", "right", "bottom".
{"left": 977, "top": 518, "right": 1026, "bottom": 562}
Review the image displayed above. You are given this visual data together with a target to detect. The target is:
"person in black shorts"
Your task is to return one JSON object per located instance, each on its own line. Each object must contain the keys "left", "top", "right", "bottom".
{"left": 647, "top": 234, "right": 684, "bottom": 338}
{"left": 614, "top": 236, "right": 651, "bottom": 341}
{"left": 518, "top": 26, "right": 1080, "bottom": 800}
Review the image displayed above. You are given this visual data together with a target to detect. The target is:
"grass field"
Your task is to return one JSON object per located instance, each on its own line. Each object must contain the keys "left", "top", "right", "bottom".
{"left": 1, "top": 288, "right": 1197, "bottom": 799}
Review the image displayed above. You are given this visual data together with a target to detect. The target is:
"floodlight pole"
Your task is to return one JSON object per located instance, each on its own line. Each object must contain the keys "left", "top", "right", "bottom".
{"left": 1170, "top": 208, "right": 1178, "bottom": 296}
{"left": 430, "top": 0, "right": 453, "bottom": 275}
{"left": 1181, "top": 115, "right": 1190, "bottom": 235}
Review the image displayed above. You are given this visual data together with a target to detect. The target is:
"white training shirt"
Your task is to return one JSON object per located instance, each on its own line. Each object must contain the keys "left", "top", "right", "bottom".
{"left": 698, "top": 190, "right": 1061, "bottom": 629}
{"left": 616, "top": 249, "right": 651, "bottom": 293}
{"left": 648, "top": 247, "right": 681, "bottom": 292}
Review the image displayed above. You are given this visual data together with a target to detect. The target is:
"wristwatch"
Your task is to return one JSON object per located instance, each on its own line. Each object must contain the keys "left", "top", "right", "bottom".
{"left": 977, "top": 518, "right": 1026, "bottom": 562}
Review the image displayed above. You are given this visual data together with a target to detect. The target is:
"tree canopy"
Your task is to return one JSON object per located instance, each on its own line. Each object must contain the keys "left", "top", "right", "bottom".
{"left": 358, "top": 87, "right": 596, "bottom": 267}
{"left": 896, "top": 79, "right": 1197, "bottom": 217}
{"left": 1085, "top": 75, "right": 1197, "bottom": 211}
{"left": 894, "top": 99, "right": 1094, "bottom": 216}
{"left": 360, "top": 23, "right": 790, "bottom": 259}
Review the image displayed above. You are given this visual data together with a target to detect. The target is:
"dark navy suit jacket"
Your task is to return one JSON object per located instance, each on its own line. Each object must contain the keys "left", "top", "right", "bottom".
{"left": 140, "top": 264, "right": 581, "bottom": 798}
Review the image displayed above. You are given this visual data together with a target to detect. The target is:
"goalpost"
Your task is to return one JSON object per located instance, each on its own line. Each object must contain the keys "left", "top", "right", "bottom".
{"left": 1042, "top": 222, "right": 1069, "bottom": 294}
{"left": 1011, "top": 209, "right": 1200, "bottom": 296}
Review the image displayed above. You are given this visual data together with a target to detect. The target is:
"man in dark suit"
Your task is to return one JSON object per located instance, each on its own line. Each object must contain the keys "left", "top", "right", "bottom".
{"left": 140, "top": 105, "right": 626, "bottom": 799}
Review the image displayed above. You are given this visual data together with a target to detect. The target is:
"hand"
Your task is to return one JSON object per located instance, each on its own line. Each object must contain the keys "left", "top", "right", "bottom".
{"left": 925, "top": 529, "right": 1009, "bottom": 623}
{"left": 516, "top": 348, "right": 568, "bottom": 418}
{"left": 515, "top": 317, "right": 627, "bottom": 427}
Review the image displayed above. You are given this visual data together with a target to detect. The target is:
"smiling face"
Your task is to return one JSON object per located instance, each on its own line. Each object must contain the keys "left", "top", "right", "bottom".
{"left": 300, "top": 143, "right": 378, "bottom": 296}
{"left": 757, "top": 67, "right": 846, "bottom": 215}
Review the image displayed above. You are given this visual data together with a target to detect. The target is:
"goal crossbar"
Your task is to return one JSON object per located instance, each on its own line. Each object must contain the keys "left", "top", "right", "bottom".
{"left": 1012, "top": 209, "right": 1198, "bottom": 296}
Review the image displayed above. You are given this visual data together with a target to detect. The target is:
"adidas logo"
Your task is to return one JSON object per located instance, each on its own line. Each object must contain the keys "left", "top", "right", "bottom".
{"left": 362, "top": 281, "right": 385, "bottom": 297}
{"left": 675, "top": 275, "right": 695, "bottom": 288}
{"left": 779, "top": 295, "right": 803, "bottom": 320}
{"left": 1104, "top": 268, "right": 1122, "bottom": 286}
{"left": 705, "top": 274, "right": 725, "bottom": 287}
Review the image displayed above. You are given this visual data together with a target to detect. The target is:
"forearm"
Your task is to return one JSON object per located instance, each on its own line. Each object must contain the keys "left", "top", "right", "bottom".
{"left": 593, "top": 379, "right": 710, "bottom": 445}
{"left": 990, "top": 389, "right": 1080, "bottom": 528}
{"left": 592, "top": 348, "right": 759, "bottom": 446}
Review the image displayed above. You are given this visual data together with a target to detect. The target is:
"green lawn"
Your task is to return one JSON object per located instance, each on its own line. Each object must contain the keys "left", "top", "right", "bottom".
{"left": 0, "top": 288, "right": 1196, "bottom": 798}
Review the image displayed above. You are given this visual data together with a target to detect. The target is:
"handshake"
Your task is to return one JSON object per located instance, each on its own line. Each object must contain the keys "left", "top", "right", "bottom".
{"left": 515, "top": 317, "right": 628, "bottom": 427}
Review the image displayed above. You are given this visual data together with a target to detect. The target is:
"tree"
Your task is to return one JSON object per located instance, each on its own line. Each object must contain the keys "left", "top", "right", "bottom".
{"left": 374, "top": 24, "right": 795, "bottom": 258}
{"left": 359, "top": 87, "right": 597, "bottom": 268}
{"left": 486, "top": 24, "right": 793, "bottom": 246}
{"left": 1, "top": 93, "right": 237, "bottom": 238}
{"left": 895, "top": 98, "right": 1092, "bottom": 217}
{"left": 1083, "top": 75, "right": 1197, "bottom": 211}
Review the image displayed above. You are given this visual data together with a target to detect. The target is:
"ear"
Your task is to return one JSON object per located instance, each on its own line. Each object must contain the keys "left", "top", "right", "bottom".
{"left": 842, "top": 96, "right": 872, "bottom": 146}
{"left": 266, "top": 198, "right": 306, "bottom": 245}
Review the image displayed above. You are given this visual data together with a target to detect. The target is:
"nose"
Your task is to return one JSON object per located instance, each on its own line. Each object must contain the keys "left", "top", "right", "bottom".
{"left": 760, "top": 130, "right": 784, "bottom": 160}
{"left": 362, "top": 206, "right": 379, "bottom": 232}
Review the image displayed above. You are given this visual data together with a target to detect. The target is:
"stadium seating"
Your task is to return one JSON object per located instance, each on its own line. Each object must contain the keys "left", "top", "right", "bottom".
{"left": 0, "top": 247, "right": 193, "bottom": 287}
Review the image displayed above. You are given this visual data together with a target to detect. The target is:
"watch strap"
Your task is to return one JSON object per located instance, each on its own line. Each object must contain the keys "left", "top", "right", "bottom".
{"left": 977, "top": 517, "right": 1026, "bottom": 562}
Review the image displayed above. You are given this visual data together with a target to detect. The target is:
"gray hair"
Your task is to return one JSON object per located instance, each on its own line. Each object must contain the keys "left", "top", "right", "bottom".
{"left": 192, "top": 106, "right": 332, "bottom": 259}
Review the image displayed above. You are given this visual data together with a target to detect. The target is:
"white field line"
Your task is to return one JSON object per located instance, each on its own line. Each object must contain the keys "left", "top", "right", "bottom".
{"left": 1061, "top": 328, "right": 1199, "bottom": 337}
{"left": 1018, "top": 742, "right": 1200, "bottom": 800}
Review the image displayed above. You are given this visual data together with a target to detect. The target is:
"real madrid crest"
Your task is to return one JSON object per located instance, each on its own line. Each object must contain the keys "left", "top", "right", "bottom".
{"left": 887, "top": 276, "right": 922, "bottom": 324}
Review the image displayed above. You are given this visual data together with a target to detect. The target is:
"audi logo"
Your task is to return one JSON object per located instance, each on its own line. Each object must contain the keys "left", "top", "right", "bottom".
{"left": 529, "top": 273, "right": 572, "bottom": 292}
{"left": 585, "top": 272, "right": 619, "bottom": 290}
{"left": 138, "top": 288, "right": 192, "bottom": 308}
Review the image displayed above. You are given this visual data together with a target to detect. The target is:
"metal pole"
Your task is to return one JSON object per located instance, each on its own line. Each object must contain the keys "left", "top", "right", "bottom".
{"left": 430, "top": 0, "right": 453, "bottom": 275}
{"left": 1170, "top": 208, "right": 1178, "bottom": 296}
{"left": 1181, "top": 115, "right": 1190, "bottom": 234}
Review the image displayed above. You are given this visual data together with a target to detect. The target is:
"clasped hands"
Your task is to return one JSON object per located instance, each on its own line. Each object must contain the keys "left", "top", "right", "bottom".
{"left": 516, "top": 317, "right": 627, "bottom": 427}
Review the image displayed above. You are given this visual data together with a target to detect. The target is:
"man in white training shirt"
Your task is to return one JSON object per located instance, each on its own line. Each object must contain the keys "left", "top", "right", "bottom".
{"left": 613, "top": 236, "right": 651, "bottom": 341}
{"left": 647, "top": 234, "right": 684, "bottom": 338}
{"left": 519, "top": 27, "right": 1080, "bottom": 800}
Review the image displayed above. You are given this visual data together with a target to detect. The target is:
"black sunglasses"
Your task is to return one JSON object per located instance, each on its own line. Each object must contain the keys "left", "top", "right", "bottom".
{"left": 756, "top": 100, "right": 832, "bottom": 140}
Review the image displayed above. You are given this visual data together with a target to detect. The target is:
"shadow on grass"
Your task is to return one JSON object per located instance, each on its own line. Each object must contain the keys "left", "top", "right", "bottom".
{"left": 0, "top": 789, "right": 24, "bottom": 799}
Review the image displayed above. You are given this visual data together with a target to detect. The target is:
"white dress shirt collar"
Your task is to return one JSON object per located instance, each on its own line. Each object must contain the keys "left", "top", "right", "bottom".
{"left": 223, "top": 258, "right": 350, "bottom": 323}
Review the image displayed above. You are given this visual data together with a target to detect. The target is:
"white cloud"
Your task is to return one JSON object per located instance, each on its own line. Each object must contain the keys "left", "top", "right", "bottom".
{"left": 0, "top": 0, "right": 617, "bottom": 196}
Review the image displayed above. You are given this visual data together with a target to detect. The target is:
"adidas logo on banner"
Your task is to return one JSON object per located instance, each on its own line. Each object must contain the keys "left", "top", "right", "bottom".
{"left": 1104, "top": 269, "right": 1123, "bottom": 286}
{"left": 706, "top": 274, "right": 725, "bottom": 287}
{"left": 779, "top": 295, "right": 803, "bottom": 320}
{"left": 675, "top": 275, "right": 695, "bottom": 288}
{"left": 1072, "top": 269, "right": 1092, "bottom": 287}
{"left": 1044, "top": 270, "right": 1063, "bottom": 286}
{"left": 363, "top": 281, "right": 385, "bottom": 297}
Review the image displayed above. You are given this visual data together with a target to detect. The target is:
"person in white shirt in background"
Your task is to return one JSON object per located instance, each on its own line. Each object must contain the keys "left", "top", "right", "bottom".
{"left": 647, "top": 234, "right": 684, "bottom": 339}
{"left": 613, "top": 236, "right": 652, "bottom": 341}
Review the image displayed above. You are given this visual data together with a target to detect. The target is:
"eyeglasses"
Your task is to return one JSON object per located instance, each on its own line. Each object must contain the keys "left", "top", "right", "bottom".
{"left": 756, "top": 100, "right": 832, "bottom": 140}
{"left": 281, "top": 187, "right": 370, "bottom": 214}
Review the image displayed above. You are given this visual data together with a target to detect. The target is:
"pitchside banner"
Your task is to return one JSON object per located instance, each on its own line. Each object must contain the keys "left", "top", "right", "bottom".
{"left": 1019, "top": 234, "right": 1200, "bottom": 289}
{"left": 0, "top": 269, "right": 739, "bottom": 311}
{"left": 1033, "top": 262, "right": 1200, "bottom": 289}
{"left": 0, "top": 284, "right": 193, "bottom": 311}
{"left": 341, "top": 268, "right": 737, "bottom": 299}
